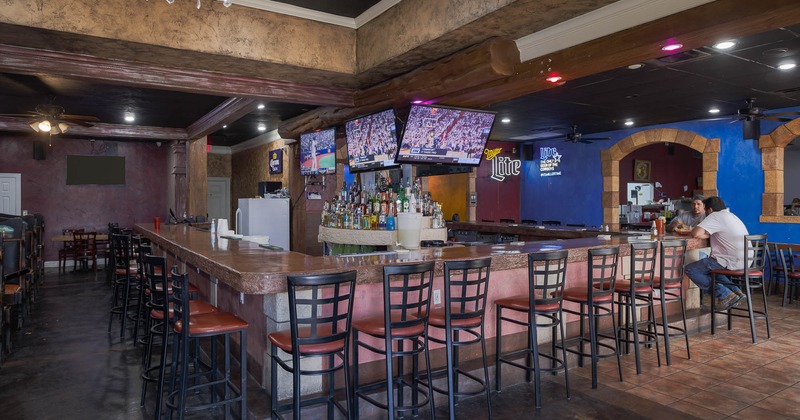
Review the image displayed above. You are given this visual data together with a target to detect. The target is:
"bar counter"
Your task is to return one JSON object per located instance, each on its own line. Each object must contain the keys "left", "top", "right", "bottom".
{"left": 447, "top": 220, "right": 629, "bottom": 240}
{"left": 135, "top": 223, "right": 707, "bottom": 294}
{"left": 134, "top": 222, "right": 708, "bottom": 396}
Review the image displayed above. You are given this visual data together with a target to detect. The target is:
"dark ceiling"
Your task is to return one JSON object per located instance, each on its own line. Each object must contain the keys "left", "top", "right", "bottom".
{"left": 0, "top": 10, "right": 798, "bottom": 147}
{"left": 273, "top": 0, "right": 383, "bottom": 18}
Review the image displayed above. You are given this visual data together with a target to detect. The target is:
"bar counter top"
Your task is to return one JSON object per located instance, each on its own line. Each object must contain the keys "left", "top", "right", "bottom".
{"left": 446, "top": 221, "right": 628, "bottom": 239}
{"left": 135, "top": 223, "right": 707, "bottom": 295}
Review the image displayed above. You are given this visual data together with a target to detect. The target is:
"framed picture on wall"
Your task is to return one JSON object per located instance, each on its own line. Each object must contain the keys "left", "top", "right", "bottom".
{"left": 269, "top": 149, "right": 283, "bottom": 174}
{"left": 633, "top": 160, "right": 651, "bottom": 182}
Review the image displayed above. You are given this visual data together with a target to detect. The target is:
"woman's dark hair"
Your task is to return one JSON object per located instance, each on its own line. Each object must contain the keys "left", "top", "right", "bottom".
{"left": 703, "top": 196, "right": 727, "bottom": 211}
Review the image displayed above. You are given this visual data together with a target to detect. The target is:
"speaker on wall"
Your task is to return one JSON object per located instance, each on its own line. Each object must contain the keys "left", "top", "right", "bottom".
{"left": 33, "top": 141, "right": 46, "bottom": 160}
{"left": 523, "top": 144, "right": 534, "bottom": 161}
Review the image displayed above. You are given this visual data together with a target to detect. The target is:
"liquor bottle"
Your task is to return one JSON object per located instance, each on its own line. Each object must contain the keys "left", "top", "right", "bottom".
{"left": 380, "top": 192, "right": 389, "bottom": 215}
{"left": 408, "top": 186, "right": 417, "bottom": 213}
{"left": 403, "top": 187, "right": 411, "bottom": 213}
{"left": 650, "top": 221, "right": 657, "bottom": 239}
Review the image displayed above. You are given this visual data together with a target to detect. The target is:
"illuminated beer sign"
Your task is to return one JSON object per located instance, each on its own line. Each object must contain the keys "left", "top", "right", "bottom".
{"left": 484, "top": 148, "right": 521, "bottom": 182}
{"left": 539, "top": 147, "right": 562, "bottom": 177}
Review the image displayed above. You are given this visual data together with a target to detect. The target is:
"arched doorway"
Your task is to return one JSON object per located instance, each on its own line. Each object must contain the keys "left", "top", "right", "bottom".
{"left": 759, "top": 117, "right": 800, "bottom": 223}
{"left": 601, "top": 128, "right": 719, "bottom": 229}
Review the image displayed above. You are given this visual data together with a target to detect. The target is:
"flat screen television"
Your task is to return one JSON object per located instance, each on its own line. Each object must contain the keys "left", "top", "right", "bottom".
{"left": 345, "top": 108, "right": 400, "bottom": 172}
{"left": 66, "top": 155, "right": 126, "bottom": 185}
{"left": 299, "top": 127, "right": 336, "bottom": 175}
{"left": 396, "top": 104, "right": 496, "bottom": 166}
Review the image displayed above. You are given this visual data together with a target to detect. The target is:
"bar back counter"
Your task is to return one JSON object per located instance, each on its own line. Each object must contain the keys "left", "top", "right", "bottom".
{"left": 135, "top": 222, "right": 708, "bottom": 399}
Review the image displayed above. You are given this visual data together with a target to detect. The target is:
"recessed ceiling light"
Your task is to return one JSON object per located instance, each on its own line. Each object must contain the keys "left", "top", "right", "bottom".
{"left": 412, "top": 100, "right": 424, "bottom": 104}
{"left": 124, "top": 112, "right": 135, "bottom": 122}
{"left": 713, "top": 40, "right": 736, "bottom": 50}
{"left": 708, "top": 108, "right": 720, "bottom": 114}
{"left": 223, "top": 125, "right": 227, "bottom": 128}
{"left": 501, "top": 118, "right": 511, "bottom": 123}
{"left": 627, "top": 63, "right": 644, "bottom": 70}
{"left": 778, "top": 62, "right": 796, "bottom": 70}
{"left": 545, "top": 73, "right": 562, "bottom": 83}
{"left": 624, "top": 120, "right": 634, "bottom": 126}
{"left": 257, "top": 123, "right": 266, "bottom": 131}
{"left": 257, "top": 104, "right": 265, "bottom": 110}
{"left": 661, "top": 43, "right": 683, "bottom": 52}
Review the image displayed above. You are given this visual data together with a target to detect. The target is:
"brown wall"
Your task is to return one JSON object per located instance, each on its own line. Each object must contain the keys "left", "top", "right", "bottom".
{"left": 187, "top": 138, "right": 207, "bottom": 218}
{"left": 0, "top": 135, "right": 169, "bottom": 261}
{"left": 427, "top": 172, "right": 468, "bottom": 221}
{"left": 207, "top": 152, "right": 232, "bottom": 178}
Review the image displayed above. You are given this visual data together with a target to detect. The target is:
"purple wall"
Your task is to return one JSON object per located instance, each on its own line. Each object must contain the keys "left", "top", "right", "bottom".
{"left": 619, "top": 143, "right": 702, "bottom": 203}
{"left": 0, "top": 135, "right": 169, "bottom": 261}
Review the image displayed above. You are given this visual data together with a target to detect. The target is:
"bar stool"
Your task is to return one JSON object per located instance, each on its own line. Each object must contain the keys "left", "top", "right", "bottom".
{"left": 268, "top": 270, "right": 357, "bottom": 420}
{"left": 560, "top": 246, "right": 622, "bottom": 389}
{"left": 426, "top": 257, "right": 492, "bottom": 419}
{"left": 352, "top": 261, "right": 436, "bottom": 420}
{"left": 108, "top": 233, "right": 137, "bottom": 339}
{"left": 496, "top": 250, "right": 570, "bottom": 408}
{"left": 654, "top": 240, "right": 690, "bottom": 365}
{"left": 709, "top": 234, "right": 769, "bottom": 343}
{"left": 166, "top": 269, "right": 248, "bottom": 420}
{"left": 612, "top": 242, "right": 660, "bottom": 374}
{"left": 140, "top": 255, "right": 218, "bottom": 419}
{"left": 774, "top": 243, "right": 800, "bottom": 306}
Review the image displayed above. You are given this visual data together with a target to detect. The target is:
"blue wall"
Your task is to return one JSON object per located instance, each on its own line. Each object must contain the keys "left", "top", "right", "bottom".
{"left": 520, "top": 108, "right": 800, "bottom": 242}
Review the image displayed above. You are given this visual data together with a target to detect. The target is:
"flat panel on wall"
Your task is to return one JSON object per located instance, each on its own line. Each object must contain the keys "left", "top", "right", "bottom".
{"left": 66, "top": 155, "right": 125, "bottom": 185}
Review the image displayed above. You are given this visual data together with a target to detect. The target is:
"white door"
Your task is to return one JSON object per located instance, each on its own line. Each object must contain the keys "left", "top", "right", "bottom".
{"left": 207, "top": 177, "right": 230, "bottom": 222}
{"left": 0, "top": 173, "right": 21, "bottom": 215}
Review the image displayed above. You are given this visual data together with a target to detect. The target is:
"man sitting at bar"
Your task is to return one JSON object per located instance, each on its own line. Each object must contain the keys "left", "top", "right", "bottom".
{"left": 685, "top": 196, "right": 748, "bottom": 310}
{"left": 667, "top": 194, "right": 706, "bottom": 232}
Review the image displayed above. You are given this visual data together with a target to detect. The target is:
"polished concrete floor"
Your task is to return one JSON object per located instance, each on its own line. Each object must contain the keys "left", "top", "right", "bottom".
{"left": 1, "top": 268, "right": 799, "bottom": 419}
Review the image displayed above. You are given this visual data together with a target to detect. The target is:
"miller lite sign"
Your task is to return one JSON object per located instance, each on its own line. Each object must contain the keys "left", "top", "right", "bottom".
{"left": 484, "top": 148, "right": 521, "bottom": 182}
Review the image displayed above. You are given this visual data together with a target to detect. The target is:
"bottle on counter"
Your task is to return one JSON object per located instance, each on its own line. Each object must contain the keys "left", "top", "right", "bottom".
{"left": 650, "top": 221, "right": 658, "bottom": 239}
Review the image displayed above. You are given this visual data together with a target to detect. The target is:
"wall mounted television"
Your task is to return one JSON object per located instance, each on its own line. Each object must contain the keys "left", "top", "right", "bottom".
{"left": 66, "top": 155, "right": 125, "bottom": 185}
{"left": 396, "top": 104, "right": 496, "bottom": 166}
{"left": 345, "top": 108, "right": 400, "bottom": 172}
{"left": 299, "top": 127, "right": 336, "bottom": 175}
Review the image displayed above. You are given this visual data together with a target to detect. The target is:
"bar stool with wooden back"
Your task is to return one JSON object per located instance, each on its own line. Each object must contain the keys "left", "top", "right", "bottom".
{"left": 612, "top": 242, "right": 661, "bottom": 374}
{"left": 166, "top": 269, "right": 248, "bottom": 420}
{"left": 268, "top": 270, "right": 357, "bottom": 420}
{"left": 709, "top": 234, "right": 769, "bottom": 343}
{"left": 559, "top": 246, "right": 623, "bottom": 389}
{"left": 352, "top": 261, "right": 436, "bottom": 420}
{"left": 653, "top": 239, "right": 690, "bottom": 365}
{"left": 495, "top": 249, "right": 570, "bottom": 408}
{"left": 426, "top": 257, "right": 492, "bottom": 419}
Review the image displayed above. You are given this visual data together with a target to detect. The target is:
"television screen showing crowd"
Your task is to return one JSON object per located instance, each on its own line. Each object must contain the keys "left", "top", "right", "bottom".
{"left": 397, "top": 105, "right": 496, "bottom": 165}
{"left": 345, "top": 109, "right": 399, "bottom": 171}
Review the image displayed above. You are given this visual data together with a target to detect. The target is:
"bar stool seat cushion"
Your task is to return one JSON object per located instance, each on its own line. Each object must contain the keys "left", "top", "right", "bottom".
{"left": 268, "top": 325, "right": 346, "bottom": 354}
{"left": 352, "top": 314, "right": 424, "bottom": 338}
{"left": 150, "top": 300, "right": 219, "bottom": 320}
{"left": 4, "top": 283, "right": 21, "bottom": 295}
{"left": 609, "top": 279, "right": 653, "bottom": 293}
{"left": 428, "top": 306, "right": 483, "bottom": 328}
{"left": 144, "top": 282, "right": 199, "bottom": 296}
{"left": 560, "top": 287, "right": 613, "bottom": 303}
{"left": 494, "top": 295, "right": 560, "bottom": 312}
{"left": 709, "top": 268, "right": 764, "bottom": 277}
{"left": 174, "top": 312, "right": 248, "bottom": 335}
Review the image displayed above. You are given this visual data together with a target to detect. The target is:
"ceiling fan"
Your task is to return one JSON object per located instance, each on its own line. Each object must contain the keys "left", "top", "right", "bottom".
{"left": 0, "top": 102, "right": 100, "bottom": 135}
{"left": 534, "top": 124, "right": 612, "bottom": 144}
{"left": 735, "top": 97, "right": 800, "bottom": 140}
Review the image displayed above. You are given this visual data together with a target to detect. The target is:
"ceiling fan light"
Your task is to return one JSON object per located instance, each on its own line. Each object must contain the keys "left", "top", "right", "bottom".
{"left": 50, "top": 124, "right": 62, "bottom": 135}
{"left": 58, "top": 122, "right": 70, "bottom": 133}
{"left": 38, "top": 120, "right": 51, "bottom": 132}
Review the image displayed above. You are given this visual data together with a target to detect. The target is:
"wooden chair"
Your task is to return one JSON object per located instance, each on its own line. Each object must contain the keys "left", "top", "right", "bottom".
{"left": 73, "top": 231, "right": 98, "bottom": 272}
{"left": 58, "top": 229, "right": 83, "bottom": 273}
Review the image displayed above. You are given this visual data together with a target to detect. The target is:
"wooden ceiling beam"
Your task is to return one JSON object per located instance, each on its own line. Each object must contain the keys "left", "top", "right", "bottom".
{"left": 0, "top": 116, "right": 187, "bottom": 140}
{"left": 186, "top": 97, "right": 258, "bottom": 139}
{"left": 0, "top": 44, "right": 356, "bottom": 107}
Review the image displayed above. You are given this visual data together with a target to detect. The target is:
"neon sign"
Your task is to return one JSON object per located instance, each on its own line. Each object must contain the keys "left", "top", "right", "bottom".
{"left": 539, "top": 147, "right": 562, "bottom": 177}
{"left": 484, "top": 148, "right": 521, "bottom": 182}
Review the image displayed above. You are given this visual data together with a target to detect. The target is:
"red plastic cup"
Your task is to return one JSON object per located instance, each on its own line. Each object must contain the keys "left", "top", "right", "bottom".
{"left": 154, "top": 217, "right": 161, "bottom": 231}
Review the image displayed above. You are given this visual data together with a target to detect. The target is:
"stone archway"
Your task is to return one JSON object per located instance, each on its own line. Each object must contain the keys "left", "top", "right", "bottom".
{"left": 600, "top": 128, "right": 720, "bottom": 230}
{"left": 759, "top": 117, "right": 800, "bottom": 223}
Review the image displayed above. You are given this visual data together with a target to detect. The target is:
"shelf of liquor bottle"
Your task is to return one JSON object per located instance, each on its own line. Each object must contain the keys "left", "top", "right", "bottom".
{"left": 318, "top": 225, "right": 448, "bottom": 246}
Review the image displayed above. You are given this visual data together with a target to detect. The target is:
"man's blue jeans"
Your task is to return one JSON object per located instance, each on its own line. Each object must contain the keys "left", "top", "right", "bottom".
{"left": 685, "top": 257, "right": 741, "bottom": 300}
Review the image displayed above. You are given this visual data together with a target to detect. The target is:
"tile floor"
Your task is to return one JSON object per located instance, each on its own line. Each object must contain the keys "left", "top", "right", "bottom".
{"left": 1, "top": 269, "right": 799, "bottom": 419}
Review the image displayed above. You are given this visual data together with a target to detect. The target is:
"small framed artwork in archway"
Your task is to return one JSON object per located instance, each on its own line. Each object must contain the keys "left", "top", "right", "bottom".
{"left": 633, "top": 160, "right": 651, "bottom": 182}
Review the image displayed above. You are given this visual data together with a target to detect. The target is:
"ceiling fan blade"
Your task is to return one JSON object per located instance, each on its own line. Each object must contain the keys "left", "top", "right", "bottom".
{"left": 581, "top": 137, "right": 611, "bottom": 141}
{"left": 529, "top": 135, "right": 566, "bottom": 141}
{"left": 579, "top": 140, "right": 593, "bottom": 144}
{"left": 763, "top": 116, "right": 795, "bottom": 122}
{"left": 765, "top": 111, "right": 800, "bottom": 117}
{"left": 61, "top": 114, "right": 100, "bottom": 121}
{"left": 63, "top": 119, "right": 95, "bottom": 127}
{"left": 0, "top": 113, "right": 38, "bottom": 118}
